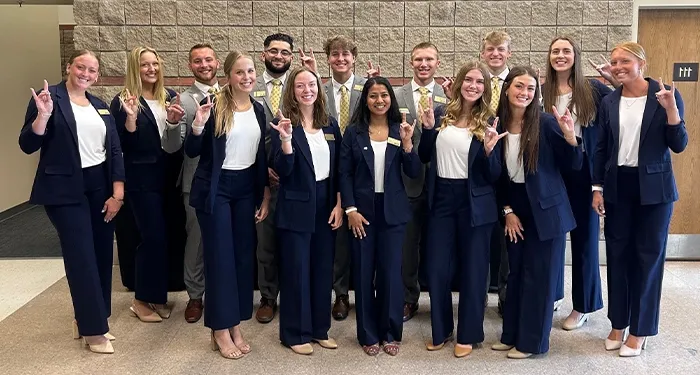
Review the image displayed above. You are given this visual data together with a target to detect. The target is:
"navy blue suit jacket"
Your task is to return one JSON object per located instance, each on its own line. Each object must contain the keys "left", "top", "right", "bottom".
{"left": 339, "top": 123, "right": 421, "bottom": 226}
{"left": 271, "top": 118, "right": 343, "bottom": 233}
{"left": 19, "top": 81, "right": 125, "bottom": 206}
{"left": 184, "top": 98, "right": 268, "bottom": 214}
{"left": 110, "top": 88, "right": 178, "bottom": 192}
{"left": 497, "top": 113, "right": 583, "bottom": 241}
{"left": 593, "top": 78, "right": 687, "bottom": 205}
{"left": 418, "top": 107, "right": 502, "bottom": 227}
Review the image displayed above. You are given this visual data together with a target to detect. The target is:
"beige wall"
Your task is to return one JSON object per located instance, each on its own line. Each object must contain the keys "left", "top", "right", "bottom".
{"left": 0, "top": 5, "right": 62, "bottom": 212}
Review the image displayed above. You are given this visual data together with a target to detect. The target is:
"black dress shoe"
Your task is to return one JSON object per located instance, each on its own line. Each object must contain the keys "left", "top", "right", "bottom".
{"left": 403, "top": 302, "right": 418, "bottom": 322}
{"left": 332, "top": 295, "right": 350, "bottom": 320}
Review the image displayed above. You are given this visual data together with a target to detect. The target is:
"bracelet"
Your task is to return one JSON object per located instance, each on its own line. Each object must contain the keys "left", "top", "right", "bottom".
{"left": 38, "top": 112, "right": 52, "bottom": 118}
{"left": 280, "top": 135, "right": 292, "bottom": 143}
{"left": 166, "top": 119, "right": 179, "bottom": 126}
{"left": 345, "top": 207, "right": 358, "bottom": 215}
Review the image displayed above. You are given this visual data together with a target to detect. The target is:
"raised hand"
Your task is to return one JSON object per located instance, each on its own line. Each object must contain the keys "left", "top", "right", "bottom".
{"left": 30, "top": 79, "right": 53, "bottom": 118}
{"left": 299, "top": 48, "right": 318, "bottom": 73}
{"left": 588, "top": 54, "right": 615, "bottom": 83}
{"left": 504, "top": 212, "right": 524, "bottom": 243}
{"left": 270, "top": 109, "right": 292, "bottom": 138}
{"left": 166, "top": 93, "right": 186, "bottom": 123}
{"left": 418, "top": 97, "right": 435, "bottom": 129}
{"left": 552, "top": 106, "right": 577, "bottom": 145}
{"left": 348, "top": 210, "right": 370, "bottom": 239}
{"left": 483, "top": 117, "right": 508, "bottom": 156}
{"left": 439, "top": 76, "right": 454, "bottom": 99}
{"left": 119, "top": 89, "right": 139, "bottom": 119}
{"left": 655, "top": 77, "right": 678, "bottom": 111}
{"left": 399, "top": 112, "right": 415, "bottom": 145}
{"left": 192, "top": 94, "right": 214, "bottom": 131}
{"left": 366, "top": 61, "right": 381, "bottom": 78}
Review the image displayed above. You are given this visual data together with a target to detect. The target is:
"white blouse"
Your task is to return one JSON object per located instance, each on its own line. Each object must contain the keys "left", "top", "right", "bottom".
{"left": 222, "top": 107, "right": 262, "bottom": 170}
{"left": 555, "top": 93, "right": 583, "bottom": 151}
{"left": 617, "top": 96, "right": 647, "bottom": 167}
{"left": 304, "top": 128, "right": 330, "bottom": 181}
{"left": 70, "top": 102, "right": 106, "bottom": 168}
{"left": 435, "top": 126, "right": 473, "bottom": 179}
{"left": 371, "top": 140, "right": 388, "bottom": 193}
{"left": 144, "top": 99, "right": 167, "bottom": 139}
{"left": 505, "top": 133, "right": 525, "bottom": 183}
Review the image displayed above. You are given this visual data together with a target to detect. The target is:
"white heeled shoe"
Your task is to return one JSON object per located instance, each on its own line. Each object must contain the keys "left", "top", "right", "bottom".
{"left": 83, "top": 338, "right": 114, "bottom": 354}
{"left": 619, "top": 337, "right": 647, "bottom": 357}
{"left": 553, "top": 299, "right": 564, "bottom": 312}
{"left": 562, "top": 312, "right": 590, "bottom": 331}
{"left": 491, "top": 342, "right": 515, "bottom": 351}
{"left": 72, "top": 320, "right": 116, "bottom": 341}
{"left": 605, "top": 328, "right": 629, "bottom": 351}
{"left": 507, "top": 347, "right": 533, "bottom": 359}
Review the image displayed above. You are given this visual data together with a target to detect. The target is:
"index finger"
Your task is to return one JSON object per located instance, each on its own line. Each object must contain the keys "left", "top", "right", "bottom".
{"left": 401, "top": 112, "right": 407, "bottom": 123}
{"left": 277, "top": 108, "right": 285, "bottom": 119}
{"left": 309, "top": 48, "right": 315, "bottom": 58}
{"left": 30, "top": 88, "right": 39, "bottom": 101}
{"left": 551, "top": 106, "right": 561, "bottom": 119}
{"left": 599, "top": 54, "right": 609, "bottom": 63}
{"left": 175, "top": 93, "right": 181, "bottom": 105}
{"left": 298, "top": 47, "right": 305, "bottom": 58}
{"left": 492, "top": 116, "right": 499, "bottom": 128}
{"left": 658, "top": 77, "right": 665, "bottom": 90}
{"left": 43, "top": 79, "right": 49, "bottom": 92}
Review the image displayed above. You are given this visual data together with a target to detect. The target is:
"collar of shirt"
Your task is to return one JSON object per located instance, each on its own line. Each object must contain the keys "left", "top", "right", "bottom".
{"left": 411, "top": 78, "right": 435, "bottom": 94}
{"left": 490, "top": 67, "right": 510, "bottom": 82}
{"left": 193, "top": 81, "right": 219, "bottom": 96}
{"left": 332, "top": 73, "right": 355, "bottom": 95}
{"left": 263, "top": 70, "right": 287, "bottom": 86}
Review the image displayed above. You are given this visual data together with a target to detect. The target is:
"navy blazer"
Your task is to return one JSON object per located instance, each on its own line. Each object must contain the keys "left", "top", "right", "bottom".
{"left": 19, "top": 81, "right": 125, "bottom": 206}
{"left": 592, "top": 78, "right": 687, "bottom": 205}
{"left": 184, "top": 98, "right": 268, "bottom": 214}
{"left": 418, "top": 106, "right": 502, "bottom": 227}
{"left": 271, "top": 118, "right": 343, "bottom": 233}
{"left": 339, "top": 123, "right": 421, "bottom": 226}
{"left": 497, "top": 113, "right": 583, "bottom": 241}
{"left": 109, "top": 88, "right": 178, "bottom": 192}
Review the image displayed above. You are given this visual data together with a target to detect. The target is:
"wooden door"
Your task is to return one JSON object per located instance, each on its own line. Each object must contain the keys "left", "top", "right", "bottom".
{"left": 638, "top": 9, "right": 700, "bottom": 234}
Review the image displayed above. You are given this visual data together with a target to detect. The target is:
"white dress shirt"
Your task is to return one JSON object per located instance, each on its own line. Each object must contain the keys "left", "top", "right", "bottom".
{"left": 71, "top": 102, "right": 107, "bottom": 168}
{"left": 222, "top": 107, "right": 261, "bottom": 170}
{"left": 617, "top": 96, "right": 647, "bottom": 167}
{"left": 305, "top": 128, "right": 331, "bottom": 181}
{"left": 371, "top": 140, "right": 388, "bottom": 193}
{"left": 194, "top": 80, "right": 220, "bottom": 96}
{"left": 332, "top": 74, "right": 355, "bottom": 116}
{"left": 435, "top": 126, "right": 473, "bottom": 179}
{"left": 505, "top": 133, "right": 525, "bottom": 183}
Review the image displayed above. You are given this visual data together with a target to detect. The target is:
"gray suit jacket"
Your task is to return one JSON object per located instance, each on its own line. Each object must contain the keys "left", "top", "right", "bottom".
{"left": 251, "top": 75, "right": 288, "bottom": 161}
{"left": 177, "top": 84, "right": 208, "bottom": 193}
{"left": 323, "top": 75, "right": 366, "bottom": 126}
{"left": 394, "top": 82, "right": 448, "bottom": 198}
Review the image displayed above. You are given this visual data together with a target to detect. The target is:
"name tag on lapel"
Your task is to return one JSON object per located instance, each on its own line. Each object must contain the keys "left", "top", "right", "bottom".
{"left": 325, "top": 134, "right": 335, "bottom": 141}
{"left": 434, "top": 96, "right": 447, "bottom": 104}
{"left": 399, "top": 107, "right": 410, "bottom": 114}
{"left": 387, "top": 137, "right": 401, "bottom": 147}
{"left": 97, "top": 109, "right": 110, "bottom": 115}
{"left": 353, "top": 84, "right": 364, "bottom": 92}
{"left": 253, "top": 90, "right": 266, "bottom": 97}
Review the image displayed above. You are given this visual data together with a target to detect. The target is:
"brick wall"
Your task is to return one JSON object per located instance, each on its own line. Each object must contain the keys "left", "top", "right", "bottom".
{"left": 72, "top": 0, "right": 633, "bottom": 103}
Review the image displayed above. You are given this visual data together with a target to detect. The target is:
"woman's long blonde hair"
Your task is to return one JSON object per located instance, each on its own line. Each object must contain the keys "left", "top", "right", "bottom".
{"left": 213, "top": 51, "right": 254, "bottom": 137}
{"left": 120, "top": 46, "right": 168, "bottom": 110}
{"left": 438, "top": 61, "right": 493, "bottom": 141}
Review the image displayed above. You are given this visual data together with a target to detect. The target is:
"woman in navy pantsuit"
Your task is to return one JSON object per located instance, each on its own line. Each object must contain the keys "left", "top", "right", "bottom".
{"left": 593, "top": 42, "right": 687, "bottom": 357}
{"left": 419, "top": 61, "right": 505, "bottom": 358}
{"left": 542, "top": 36, "right": 612, "bottom": 330}
{"left": 491, "top": 66, "right": 583, "bottom": 359}
{"left": 19, "top": 50, "right": 124, "bottom": 354}
{"left": 339, "top": 77, "right": 420, "bottom": 356}
{"left": 110, "top": 47, "right": 185, "bottom": 323}
{"left": 270, "top": 66, "right": 344, "bottom": 355}
{"left": 185, "top": 51, "right": 270, "bottom": 359}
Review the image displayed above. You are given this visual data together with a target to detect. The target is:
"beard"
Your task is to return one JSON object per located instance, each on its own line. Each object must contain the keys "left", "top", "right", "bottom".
{"left": 265, "top": 59, "right": 291, "bottom": 75}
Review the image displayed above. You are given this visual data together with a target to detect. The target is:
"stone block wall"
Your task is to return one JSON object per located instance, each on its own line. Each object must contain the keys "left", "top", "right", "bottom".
{"left": 60, "top": 25, "right": 75, "bottom": 75}
{"left": 72, "top": 0, "right": 633, "bottom": 102}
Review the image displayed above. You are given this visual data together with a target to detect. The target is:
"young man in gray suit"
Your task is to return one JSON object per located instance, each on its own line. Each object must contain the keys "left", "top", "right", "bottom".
{"left": 394, "top": 42, "right": 448, "bottom": 322}
{"left": 251, "top": 33, "right": 295, "bottom": 323}
{"left": 321, "top": 35, "right": 367, "bottom": 320}
{"left": 177, "top": 43, "right": 221, "bottom": 323}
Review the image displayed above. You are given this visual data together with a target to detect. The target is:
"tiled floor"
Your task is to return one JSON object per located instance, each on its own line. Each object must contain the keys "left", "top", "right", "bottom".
{"left": 1, "top": 262, "right": 699, "bottom": 374}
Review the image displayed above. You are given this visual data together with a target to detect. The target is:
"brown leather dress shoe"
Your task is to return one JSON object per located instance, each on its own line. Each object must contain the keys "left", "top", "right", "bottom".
{"left": 255, "top": 298, "right": 277, "bottom": 323}
{"left": 403, "top": 302, "right": 418, "bottom": 322}
{"left": 185, "top": 299, "right": 203, "bottom": 323}
{"left": 332, "top": 295, "right": 350, "bottom": 321}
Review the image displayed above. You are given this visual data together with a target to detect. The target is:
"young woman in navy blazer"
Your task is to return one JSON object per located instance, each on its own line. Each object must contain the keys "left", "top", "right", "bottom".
{"left": 419, "top": 61, "right": 506, "bottom": 358}
{"left": 490, "top": 66, "right": 583, "bottom": 359}
{"left": 593, "top": 42, "right": 687, "bottom": 357}
{"left": 185, "top": 51, "right": 270, "bottom": 359}
{"left": 269, "top": 66, "right": 344, "bottom": 355}
{"left": 339, "top": 76, "right": 420, "bottom": 356}
{"left": 110, "top": 47, "right": 185, "bottom": 323}
{"left": 19, "top": 50, "right": 124, "bottom": 354}
{"left": 542, "top": 36, "right": 613, "bottom": 330}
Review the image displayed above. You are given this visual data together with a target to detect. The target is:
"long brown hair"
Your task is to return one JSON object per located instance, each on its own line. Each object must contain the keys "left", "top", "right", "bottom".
{"left": 281, "top": 66, "right": 329, "bottom": 129}
{"left": 543, "top": 36, "right": 597, "bottom": 126}
{"left": 498, "top": 66, "right": 541, "bottom": 174}
{"left": 213, "top": 51, "right": 253, "bottom": 136}
{"left": 439, "top": 61, "right": 492, "bottom": 141}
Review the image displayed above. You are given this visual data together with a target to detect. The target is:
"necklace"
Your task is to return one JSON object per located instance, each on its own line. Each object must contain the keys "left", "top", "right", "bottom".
{"left": 622, "top": 96, "right": 644, "bottom": 109}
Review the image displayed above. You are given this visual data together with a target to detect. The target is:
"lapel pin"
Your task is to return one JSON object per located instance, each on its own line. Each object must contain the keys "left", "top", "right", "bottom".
{"left": 363, "top": 146, "right": 368, "bottom": 150}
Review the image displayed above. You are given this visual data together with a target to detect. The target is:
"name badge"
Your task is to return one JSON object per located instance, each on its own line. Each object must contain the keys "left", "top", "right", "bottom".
{"left": 399, "top": 107, "right": 410, "bottom": 114}
{"left": 253, "top": 90, "right": 266, "bottom": 97}
{"left": 97, "top": 109, "right": 110, "bottom": 115}
{"left": 325, "top": 134, "right": 335, "bottom": 141}
{"left": 353, "top": 84, "right": 364, "bottom": 91}
{"left": 434, "top": 96, "right": 447, "bottom": 104}
{"left": 387, "top": 137, "right": 401, "bottom": 147}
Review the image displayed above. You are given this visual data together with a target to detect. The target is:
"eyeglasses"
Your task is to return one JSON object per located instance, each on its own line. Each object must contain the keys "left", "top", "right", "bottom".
{"left": 265, "top": 48, "right": 293, "bottom": 57}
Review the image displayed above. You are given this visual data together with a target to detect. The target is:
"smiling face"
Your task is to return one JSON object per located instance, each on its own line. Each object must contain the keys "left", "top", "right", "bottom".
{"left": 366, "top": 83, "right": 391, "bottom": 117}
{"left": 481, "top": 42, "right": 511, "bottom": 72}
{"left": 610, "top": 48, "right": 645, "bottom": 85}
{"left": 262, "top": 40, "right": 293, "bottom": 75}
{"left": 228, "top": 56, "right": 256, "bottom": 94}
{"left": 411, "top": 47, "right": 440, "bottom": 82}
{"left": 293, "top": 71, "right": 318, "bottom": 107}
{"left": 460, "top": 68, "right": 486, "bottom": 105}
{"left": 327, "top": 48, "right": 356, "bottom": 75}
{"left": 189, "top": 47, "right": 219, "bottom": 84}
{"left": 66, "top": 54, "right": 99, "bottom": 90}
{"left": 506, "top": 74, "right": 537, "bottom": 109}
{"left": 549, "top": 39, "right": 575, "bottom": 73}
{"left": 139, "top": 51, "right": 160, "bottom": 85}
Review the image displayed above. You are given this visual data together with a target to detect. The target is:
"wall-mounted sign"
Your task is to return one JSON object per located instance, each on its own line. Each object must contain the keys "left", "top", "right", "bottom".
{"left": 673, "top": 63, "right": 699, "bottom": 82}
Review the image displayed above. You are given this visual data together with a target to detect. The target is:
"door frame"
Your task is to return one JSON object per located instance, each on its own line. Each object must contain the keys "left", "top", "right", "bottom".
{"left": 632, "top": 0, "right": 700, "bottom": 42}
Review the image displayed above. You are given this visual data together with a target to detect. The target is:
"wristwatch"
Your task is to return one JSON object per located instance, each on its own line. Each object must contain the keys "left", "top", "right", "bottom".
{"left": 502, "top": 207, "right": 513, "bottom": 217}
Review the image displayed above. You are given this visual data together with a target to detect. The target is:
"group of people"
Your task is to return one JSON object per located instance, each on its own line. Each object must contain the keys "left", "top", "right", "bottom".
{"left": 19, "top": 29, "right": 686, "bottom": 361}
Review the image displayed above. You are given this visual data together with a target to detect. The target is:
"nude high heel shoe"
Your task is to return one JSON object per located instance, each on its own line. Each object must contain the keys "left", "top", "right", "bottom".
{"left": 83, "top": 338, "right": 114, "bottom": 354}
{"left": 73, "top": 320, "right": 116, "bottom": 341}
{"left": 619, "top": 337, "right": 648, "bottom": 357}
{"left": 605, "top": 328, "right": 629, "bottom": 351}
{"left": 129, "top": 303, "right": 163, "bottom": 323}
